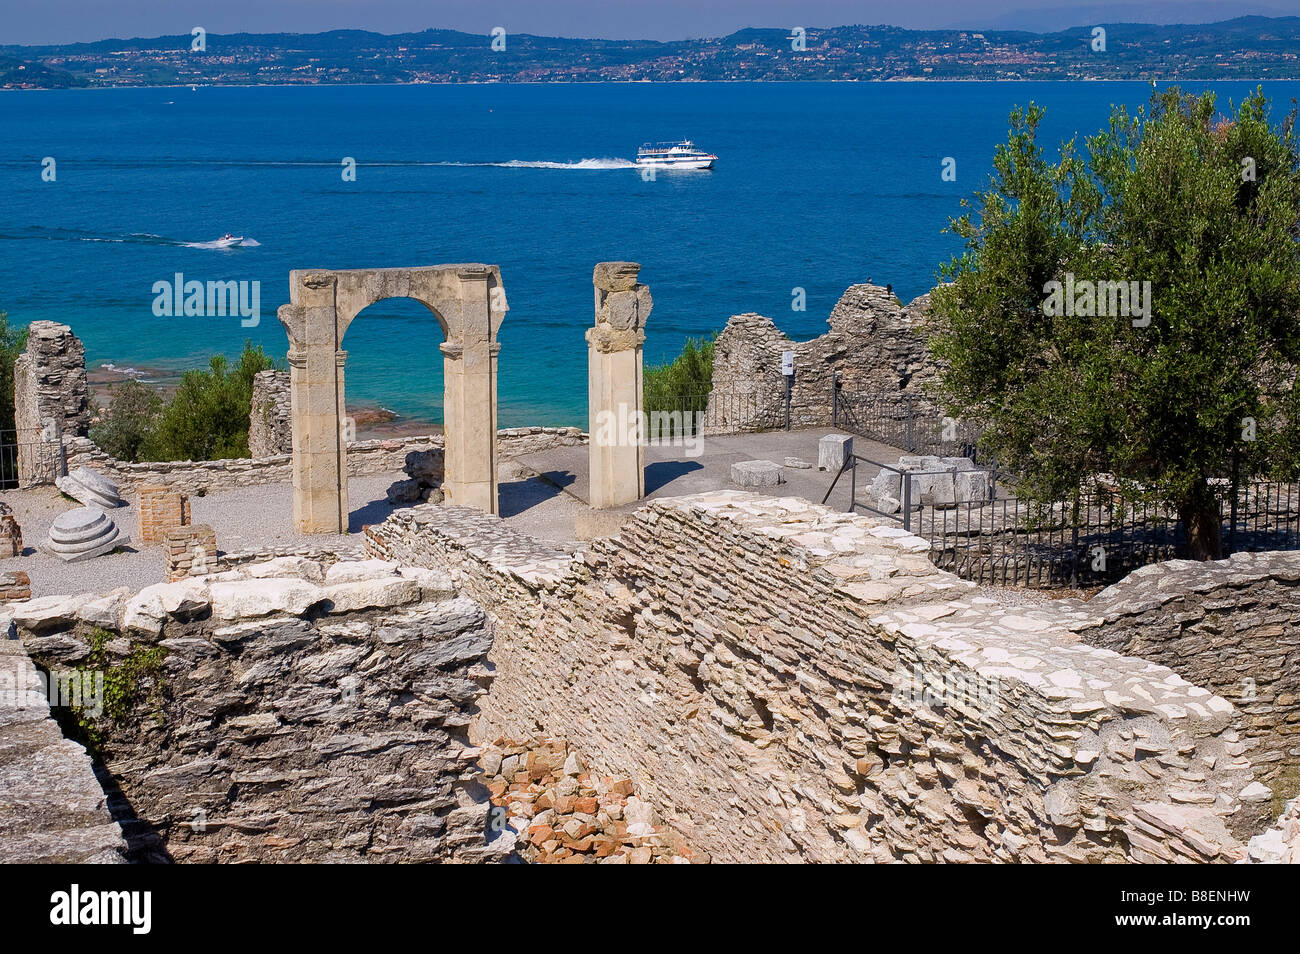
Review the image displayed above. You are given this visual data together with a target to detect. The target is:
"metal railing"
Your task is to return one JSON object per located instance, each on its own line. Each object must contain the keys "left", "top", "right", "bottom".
{"left": 643, "top": 389, "right": 783, "bottom": 437}
{"left": 831, "top": 375, "right": 985, "bottom": 461}
{"left": 0, "top": 427, "right": 64, "bottom": 490}
{"left": 823, "top": 451, "right": 1300, "bottom": 588}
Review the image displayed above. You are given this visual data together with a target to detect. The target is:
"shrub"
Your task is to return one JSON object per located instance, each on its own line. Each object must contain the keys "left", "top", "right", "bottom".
{"left": 644, "top": 336, "right": 715, "bottom": 415}
{"left": 0, "top": 311, "right": 28, "bottom": 434}
{"left": 91, "top": 380, "right": 163, "bottom": 463}
{"left": 141, "top": 342, "right": 278, "bottom": 461}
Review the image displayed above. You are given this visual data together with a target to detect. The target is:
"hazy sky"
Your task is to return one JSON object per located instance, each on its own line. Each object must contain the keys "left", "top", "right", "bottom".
{"left": 0, "top": 0, "right": 1294, "bottom": 45}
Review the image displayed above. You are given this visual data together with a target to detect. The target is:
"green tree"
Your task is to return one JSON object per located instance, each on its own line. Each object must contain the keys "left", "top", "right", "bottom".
{"left": 90, "top": 380, "right": 163, "bottom": 463}
{"left": 644, "top": 335, "right": 715, "bottom": 414}
{"left": 930, "top": 87, "right": 1300, "bottom": 559}
{"left": 142, "top": 342, "right": 278, "bottom": 461}
{"left": 0, "top": 311, "right": 28, "bottom": 434}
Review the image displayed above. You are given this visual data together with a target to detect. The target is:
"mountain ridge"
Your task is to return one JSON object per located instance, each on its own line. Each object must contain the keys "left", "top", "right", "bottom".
{"left": 4, "top": 16, "right": 1300, "bottom": 88}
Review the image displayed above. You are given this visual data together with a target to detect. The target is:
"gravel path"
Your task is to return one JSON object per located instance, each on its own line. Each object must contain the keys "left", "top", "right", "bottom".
{"left": 1, "top": 465, "right": 589, "bottom": 599}
{"left": 2, "top": 473, "right": 399, "bottom": 599}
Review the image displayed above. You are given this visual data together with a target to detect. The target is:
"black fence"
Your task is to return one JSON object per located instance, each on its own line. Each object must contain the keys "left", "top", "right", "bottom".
{"left": 642, "top": 389, "right": 783, "bottom": 437}
{"left": 826, "top": 451, "right": 1300, "bottom": 588}
{"left": 831, "top": 378, "right": 985, "bottom": 461}
{"left": 0, "top": 428, "right": 63, "bottom": 490}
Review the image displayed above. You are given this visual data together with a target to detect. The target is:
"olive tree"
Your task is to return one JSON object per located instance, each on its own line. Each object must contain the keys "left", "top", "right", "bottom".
{"left": 929, "top": 87, "right": 1300, "bottom": 559}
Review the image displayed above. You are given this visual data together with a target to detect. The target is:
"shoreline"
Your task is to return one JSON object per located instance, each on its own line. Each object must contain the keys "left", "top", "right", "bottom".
{"left": 89, "top": 362, "right": 442, "bottom": 441}
{"left": 6, "top": 77, "right": 1298, "bottom": 92}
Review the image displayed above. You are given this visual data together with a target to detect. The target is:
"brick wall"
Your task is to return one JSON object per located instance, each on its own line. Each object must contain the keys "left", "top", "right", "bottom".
{"left": 164, "top": 525, "right": 217, "bottom": 582}
{"left": 0, "top": 515, "right": 22, "bottom": 557}
{"left": 136, "top": 484, "right": 191, "bottom": 544}
{"left": 0, "top": 571, "right": 31, "bottom": 601}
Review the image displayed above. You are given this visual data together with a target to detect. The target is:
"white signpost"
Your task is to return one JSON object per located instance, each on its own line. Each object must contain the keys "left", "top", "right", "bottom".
{"left": 781, "top": 350, "right": 795, "bottom": 429}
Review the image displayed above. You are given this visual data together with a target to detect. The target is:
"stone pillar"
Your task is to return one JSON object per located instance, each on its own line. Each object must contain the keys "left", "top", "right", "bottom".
{"left": 0, "top": 513, "right": 23, "bottom": 557}
{"left": 441, "top": 267, "right": 499, "bottom": 514}
{"left": 286, "top": 273, "right": 349, "bottom": 535}
{"left": 137, "top": 484, "right": 191, "bottom": 544}
{"left": 588, "top": 262, "right": 652, "bottom": 510}
{"left": 248, "top": 370, "right": 292, "bottom": 458}
{"left": 12, "top": 321, "right": 88, "bottom": 487}
{"left": 165, "top": 525, "right": 218, "bottom": 582}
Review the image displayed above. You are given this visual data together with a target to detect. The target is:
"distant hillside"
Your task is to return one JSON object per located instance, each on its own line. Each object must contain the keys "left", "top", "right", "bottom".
{"left": 0, "top": 54, "right": 87, "bottom": 88}
{"left": 4, "top": 17, "right": 1300, "bottom": 87}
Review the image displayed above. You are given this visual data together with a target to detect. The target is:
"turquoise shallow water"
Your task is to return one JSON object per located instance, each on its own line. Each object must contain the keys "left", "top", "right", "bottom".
{"left": 1, "top": 80, "right": 1295, "bottom": 427}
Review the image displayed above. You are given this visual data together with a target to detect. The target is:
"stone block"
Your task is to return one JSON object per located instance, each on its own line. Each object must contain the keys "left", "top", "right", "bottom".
{"left": 386, "top": 478, "right": 424, "bottom": 504}
{"left": 44, "top": 508, "right": 127, "bottom": 562}
{"left": 0, "top": 514, "right": 22, "bottom": 557}
{"left": 869, "top": 456, "right": 989, "bottom": 509}
{"left": 956, "top": 469, "right": 990, "bottom": 502}
{"left": 0, "top": 570, "right": 31, "bottom": 601}
{"left": 55, "top": 467, "right": 122, "bottom": 510}
{"left": 731, "top": 460, "right": 784, "bottom": 488}
{"left": 819, "top": 434, "right": 853, "bottom": 472}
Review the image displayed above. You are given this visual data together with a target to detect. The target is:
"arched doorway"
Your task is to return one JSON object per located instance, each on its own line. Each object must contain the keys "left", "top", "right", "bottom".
{"left": 276, "top": 265, "right": 507, "bottom": 534}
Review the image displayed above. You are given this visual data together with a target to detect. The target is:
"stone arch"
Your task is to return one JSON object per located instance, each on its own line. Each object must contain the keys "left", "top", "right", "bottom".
{"left": 277, "top": 265, "right": 507, "bottom": 533}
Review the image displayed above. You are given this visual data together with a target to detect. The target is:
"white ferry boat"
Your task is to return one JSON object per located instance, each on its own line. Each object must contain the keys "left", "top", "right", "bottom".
{"left": 635, "top": 140, "right": 717, "bottom": 170}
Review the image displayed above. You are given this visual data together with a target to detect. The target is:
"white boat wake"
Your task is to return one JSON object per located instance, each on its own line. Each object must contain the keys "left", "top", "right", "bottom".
{"left": 421, "top": 157, "right": 636, "bottom": 170}
{"left": 181, "top": 236, "right": 260, "bottom": 249}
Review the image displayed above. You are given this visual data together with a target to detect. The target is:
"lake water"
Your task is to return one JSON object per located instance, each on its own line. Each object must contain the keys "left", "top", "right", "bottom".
{"left": 1, "top": 80, "right": 1295, "bottom": 427}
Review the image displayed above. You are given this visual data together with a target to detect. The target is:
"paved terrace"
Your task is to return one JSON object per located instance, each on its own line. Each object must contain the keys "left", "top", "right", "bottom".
{"left": 1, "top": 429, "right": 892, "bottom": 598}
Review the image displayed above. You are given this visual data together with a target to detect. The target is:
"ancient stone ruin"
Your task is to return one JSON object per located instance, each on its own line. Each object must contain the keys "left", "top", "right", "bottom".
{"left": 708, "top": 283, "right": 942, "bottom": 431}
{"left": 4, "top": 557, "right": 507, "bottom": 862}
{"left": 44, "top": 507, "right": 127, "bottom": 563}
{"left": 276, "top": 265, "right": 508, "bottom": 532}
{"left": 587, "top": 262, "right": 652, "bottom": 509}
{"left": 868, "top": 455, "right": 990, "bottom": 512}
{"left": 385, "top": 448, "right": 445, "bottom": 505}
{"left": 55, "top": 466, "right": 123, "bottom": 510}
{"left": 363, "top": 492, "right": 1300, "bottom": 864}
{"left": 248, "top": 369, "right": 292, "bottom": 458}
{"left": 12, "top": 321, "right": 88, "bottom": 487}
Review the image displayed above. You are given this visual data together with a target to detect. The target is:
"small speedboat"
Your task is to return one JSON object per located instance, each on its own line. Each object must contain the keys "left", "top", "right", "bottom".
{"left": 635, "top": 140, "right": 717, "bottom": 170}
{"left": 213, "top": 233, "right": 243, "bottom": 248}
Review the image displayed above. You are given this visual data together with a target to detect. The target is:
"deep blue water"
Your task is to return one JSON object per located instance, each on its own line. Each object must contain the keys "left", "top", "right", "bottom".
{"left": 2, "top": 81, "right": 1296, "bottom": 427}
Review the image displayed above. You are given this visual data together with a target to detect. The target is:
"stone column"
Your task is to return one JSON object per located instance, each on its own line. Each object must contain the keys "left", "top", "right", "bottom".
{"left": 588, "top": 262, "right": 652, "bottom": 510}
{"left": 286, "top": 274, "right": 348, "bottom": 534}
{"left": 441, "top": 267, "right": 499, "bottom": 514}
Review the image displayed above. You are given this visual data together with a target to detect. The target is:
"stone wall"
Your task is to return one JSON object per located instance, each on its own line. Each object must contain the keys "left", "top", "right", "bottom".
{"left": 13, "top": 320, "right": 90, "bottom": 440}
{"left": 6, "top": 557, "right": 511, "bottom": 863}
{"left": 165, "top": 530, "right": 368, "bottom": 583}
{"left": 365, "top": 491, "right": 1270, "bottom": 864}
{"left": 708, "top": 283, "right": 942, "bottom": 431}
{"left": 0, "top": 639, "right": 126, "bottom": 862}
{"left": 1071, "top": 551, "right": 1300, "bottom": 806}
{"left": 12, "top": 321, "right": 87, "bottom": 487}
{"left": 248, "top": 369, "right": 291, "bottom": 457}
{"left": 12, "top": 320, "right": 584, "bottom": 491}
{"left": 62, "top": 427, "right": 585, "bottom": 495}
